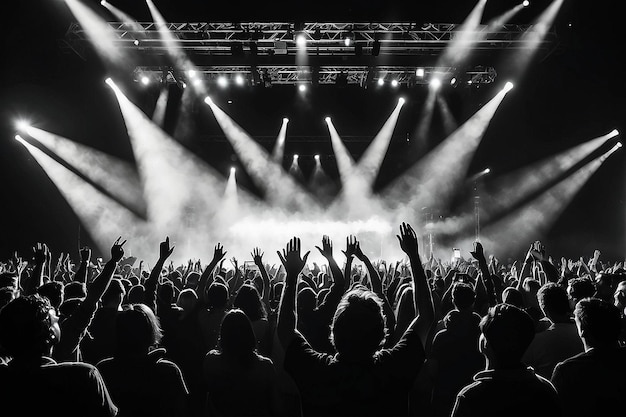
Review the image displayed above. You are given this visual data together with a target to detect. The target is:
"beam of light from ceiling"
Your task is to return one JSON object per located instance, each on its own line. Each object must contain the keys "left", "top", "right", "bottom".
{"left": 100, "top": 0, "right": 145, "bottom": 34}
{"left": 384, "top": 83, "right": 512, "bottom": 225}
{"left": 309, "top": 157, "right": 337, "bottom": 205}
{"left": 107, "top": 79, "right": 256, "bottom": 262}
{"left": 63, "top": 0, "right": 130, "bottom": 68}
{"left": 504, "top": 0, "right": 565, "bottom": 80}
{"left": 324, "top": 117, "right": 355, "bottom": 182}
{"left": 436, "top": 95, "right": 458, "bottom": 136}
{"left": 205, "top": 98, "right": 320, "bottom": 213}
{"left": 24, "top": 126, "right": 146, "bottom": 216}
{"left": 145, "top": 0, "right": 206, "bottom": 95}
{"left": 271, "top": 118, "right": 289, "bottom": 164}
{"left": 438, "top": 0, "right": 488, "bottom": 67}
{"left": 151, "top": 86, "right": 169, "bottom": 127}
{"left": 15, "top": 135, "right": 154, "bottom": 260}
{"left": 452, "top": 141, "right": 622, "bottom": 259}
{"left": 172, "top": 86, "right": 197, "bottom": 143}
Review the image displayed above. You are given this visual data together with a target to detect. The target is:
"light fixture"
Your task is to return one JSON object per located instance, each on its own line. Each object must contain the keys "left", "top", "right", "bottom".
{"left": 217, "top": 76, "right": 228, "bottom": 88}
{"left": 430, "top": 78, "right": 442, "bottom": 90}
{"left": 416, "top": 68, "right": 425, "bottom": 77}
{"left": 377, "top": 78, "right": 384, "bottom": 86}
{"left": 391, "top": 79, "right": 399, "bottom": 87}
{"left": 283, "top": 117, "right": 289, "bottom": 123}
{"left": 16, "top": 120, "right": 30, "bottom": 132}
{"left": 235, "top": 74, "right": 245, "bottom": 86}
{"left": 293, "top": 154, "right": 299, "bottom": 160}
{"left": 398, "top": 97, "right": 405, "bottom": 105}
{"left": 204, "top": 96, "right": 213, "bottom": 105}
{"left": 315, "top": 154, "right": 320, "bottom": 161}
{"left": 504, "top": 81, "right": 514, "bottom": 92}
{"left": 230, "top": 167, "right": 236, "bottom": 174}
{"left": 133, "top": 40, "right": 140, "bottom": 46}
{"left": 298, "top": 84, "right": 306, "bottom": 92}
{"left": 141, "top": 76, "right": 150, "bottom": 85}
{"left": 324, "top": 117, "right": 331, "bottom": 123}
{"left": 296, "top": 33, "right": 307, "bottom": 47}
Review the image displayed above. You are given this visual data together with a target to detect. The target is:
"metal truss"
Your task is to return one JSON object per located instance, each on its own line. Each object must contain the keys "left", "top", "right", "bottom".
{"left": 63, "top": 21, "right": 558, "bottom": 57}
{"left": 133, "top": 65, "right": 496, "bottom": 87}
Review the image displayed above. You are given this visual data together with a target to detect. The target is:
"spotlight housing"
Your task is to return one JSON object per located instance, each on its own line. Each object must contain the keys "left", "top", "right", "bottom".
{"left": 15, "top": 134, "right": 23, "bottom": 141}
{"left": 298, "top": 84, "right": 306, "bottom": 92}
{"left": 324, "top": 117, "right": 331, "bottom": 123}
{"left": 283, "top": 117, "right": 289, "bottom": 123}
{"left": 314, "top": 154, "right": 320, "bottom": 161}
{"left": 416, "top": 68, "right": 425, "bottom": 77}
{"left": 141, "top": 76, "right": 150, "bottom": 85}
{"left": 293, "top": 154, "right": 299, "bottom": 160}
{"left": 522, "top": 0, "right": 530, "bottom": 7}
{"left": 398, "top": 97, "right": 405, "bottom": 105}
{"left": 16, "top": 120, "right": 30, "bottom": 132}
{"left": 230, "top": 167, "right": 236, "bottom": 174}
{"left": 618, "top": 142, "right": 623, "bottom": 148}
{"left": 377, "top": 78, "right": 384, "bottom": 86}
{"left": 430, "top": 78, "right": 442, "bottom": 90}
{"left": 133, "top": 40, "right": 139, "bottom": 46}
{"left": 391, "top": 79, "right": 399, "bottom": 88}
{"left": 204, "top": 96, "right": 213, "bottom": 105}
{"left": 217, "top": 76, "right": 228, "bottom": 88}
{"left": 504, "top": 81, "right": 514, "bottom": 92}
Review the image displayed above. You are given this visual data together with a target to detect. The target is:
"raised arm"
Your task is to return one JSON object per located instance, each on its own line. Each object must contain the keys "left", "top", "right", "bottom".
{"left": 25, "top": 243, "right": 49, "bottom": 295}
{"left": 198, "top": 243, "right": 227, "bottom": 304}
{"left": 74, "top": 247, "right": 92, "bottom": 285}
{"left": 314, "top": 235, "right": 346, "bottom": 313}
{"left": 277, "top": 237, "right": 310, "bottom": 349}
{"left": 144, "top": 237, "right": 175, "bottom": 314}
{"left": 470, "top": 242, "right": 497, "bottom": 308}
{"left": 342, "top": 235, "right": 358, "bottom": 292}
{"left": 251, "top": 247, "right": 271, "bottom": 308}
{"left": 397, "top": 223, "right": 435, "bottom": 346}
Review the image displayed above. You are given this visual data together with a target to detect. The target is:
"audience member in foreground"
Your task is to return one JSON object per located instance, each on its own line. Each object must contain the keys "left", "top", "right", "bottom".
{"left": 551, "top": 298, "right": 626, "bottom": 417}
{"left": 452, "top": 303, "right": 560, "bottom": 417}
{"left": 277, "top": 223, "right": 435, "bottom": 416}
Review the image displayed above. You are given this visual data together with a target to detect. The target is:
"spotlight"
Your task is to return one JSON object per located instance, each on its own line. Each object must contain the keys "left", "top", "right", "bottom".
{"left": 504, "top": 81, "right": 514, "bottom": 92}
{"left": 391, "top": 79, "right": 399, "bottom": 88}
{"left": 16, "top": 120, "right": 31, "bottom": 132}
{"left": 324, "top": 116, "right": 331, "bottom": 124}
{"left": 182, "top": 82, "right": 187, "bottom": 89}
{"left": 217, "top": 76, "right": 228, "bottom": 88}
{"left": 133, "top": 40, "right": 139, "bottom": 46}
{"left": 430, "top": 78, "right": 442, "bottom": 90}
{"left": 484, "top": 168, "right": 491, "bottom": 174}
{"left": 283, "top": 117, "right": 289, "bottom": 123}
{"left": 377, "top": 78, "right": 384, "bottom": 86}
{"left": 398, "top": 97, "right": 405, "bottom": 106}
{"left": 293, "top": 154, "right": 299, "bottom": 160}
{"left": 416, "top": 68, "right": 425, "bottom": 77}
{"left": 204, "top": 96, "right": 213, "bottom": 105}
{"left": 100, "top": 0, "right": 106, "bottom": 5}
{"left": 618, "top": 142, "right": 623, "bottom": 148}
{"left": 15, "top": 134, "right": 23, "bottom": 141}
{"left": 450, "top": 77, "right": 457, "bottom": 86}
{"left": 609, "top": 129, "right": 619, "bottom": 137}
{"left": 298, "top": 84, "right": 306, "bottom": 92}
{"left": 522, "top": 0, "right": 530, "bottom": 7}
{"left": 344, "top": 37, "right": 351, "bottom": 46}
{"left": 230, "top": 167, "right": 236, "bottom": 174}
{"left": 188, "top": 70, "right": 197, "bottom": 78}
{"left": 315, "top": 154, "right": 320, "bottom": 161}
{"left": 193, "top": 78, "right": 202, "bottom": 87}
{"left": 235, "top": 74, "right": 245, "bottom": 86}
{"left": 141, "top": 76, "right": 150, "bottom": 85}
{"left": 105, "top": 77, "right": 113, "bottom": 86}
{"left": 296, "top": 33, "right": 307, "bottom": 47}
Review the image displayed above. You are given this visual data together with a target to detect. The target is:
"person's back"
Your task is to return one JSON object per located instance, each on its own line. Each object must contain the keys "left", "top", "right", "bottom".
{"left": 452, "top": 304, "right": 560, "bottom": 417}
{"left": 551, "top": 297, "right": 626, "bottom": 417}
{"left": 0, "top": 295, "right": 117, "bottom": 417}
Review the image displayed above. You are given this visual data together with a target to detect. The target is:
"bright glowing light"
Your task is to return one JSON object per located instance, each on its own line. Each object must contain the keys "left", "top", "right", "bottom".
{"left": 484, "top": 168, "right": 491, "bottom": 174}
{"left": 344, "top": 37, "right": 351, "bottom": 46}
{"left": 298, "top": 84, "right": 306, "bottom": 92}
{"left": 188, "top": 69, "right": 196, "bottom": 78}
{"left": 283, "top": 118, "right": 289, "bottom": 123}
{"left": 377, "top": 78, "right": 384, "bottom": 86}
{"left": 618, "top": 142, "right": 623, "bottom": 148}
{"left": 230, "top": 167, "right": 236, "bottom": 174}
{"left": 315, "top": 154, "right": 320, "bottom": 161}
{"left": 416, "top": 68, "right": 425, "bottom": 77}
{"left": 391, "top": 80, "right": 399, "bottom": 88}
{"left": 522, "top": 0, "right": 530, "bottom": 7}
{"left": 504, "top": 81, "right": 514, "bottom": 92}
{"left": 235, "top": 74, "right": 244, "bottom": 86}
{"left": 325, "top": 117, "right": 331, "bottom": 124}
{"left": 398, "top": 97, "right": 405, "bottom": 106}
{"left": 100, "top": 0, "right": 106, "bottom": 5}
{"left": 204, "top": 96, "right": 213, "bottom": 105}
{"left": 609, "top": 129, "right": 619, "bottom": 138}
{"left": 430, "top": 78, "right": 442, "bottom": 90}
{"left": 450, "top": 77, "right": 457, "bottom": 85}
{"left": 193, "top": 78, "right": 202, "bottom": 87}
{"left": 141, "top": 76, "right": 150, "bottom": 85}
{"left": 16, "top": 120, "right": 31, "bottom": 132}
{"left": 133, "top": 39, "right": 139, "bottom": 46}
{"left": 296, "top": 33, "right": 307, "bottom": 47}
{"left": 182, "top": 82, "right": 187, "bottom": 89}
{"left": 15, "top": 134, "right": 23, "bottom": 141}
{"left": 293, "top": 154, "right": 299, "bottom": 160}
{"left": 217, "top": 76, "right": 228, "bottom": 88}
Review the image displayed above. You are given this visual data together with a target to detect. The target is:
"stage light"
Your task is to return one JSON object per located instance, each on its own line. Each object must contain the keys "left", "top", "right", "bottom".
{"left": 141, "top": 76, "right": 150, "bottom": 85}
{"left": 430, "top": 78, "right": 441, "bottom": 90}
{"left": 134, "top": 40, "right": 139, "bottom": 46}
{"left": 315, "top": 154, "right": 320, "bottom": 161}
{"left": 16, "top": 120, "right": 31, "bottom": 132}
{"left": 15, "top": 134, "right": 23, "bottom": 141}
{"left": 105, "top": 77, "right": 113, "bottom": 86}
{"left": 398, "top": 97, "right": 405, "bottom": 106}
{"left": 504, "top": 81, "right": 514, "bottom": 92}
{"left": 325, "top": 117, "right": 331, "bottom": 124}
{"left": 609, "top": 129, "right": 619, "bottom": 137}
{"left": 283, "top": 118, "right": 289, "bottom": 123}
{"left": 296, "top": 33, "right": 307, "bottom": 47}
{"left": 217, "top": 76, "right": 228, "bottom": 88}
{"left": 484, "top": 168, "right": 491, "bottom": 174}
{"left": 188, "top": 69, "right": 197, "bottom": 78}
{"left": 100, "top": 0, "right": 106, "bottom": 5}
{"left": 193, "top": 78, "right": 202, "bottom": 87}
{"left": 230, "top": 167, "right": 236, "bottom": 174}
{"left": 522, "top": 0, "right": 530, "bottom": 7}
{"left": 298, "top": 84, "right": 306, "bottom": 92}
{"left": 182, "top": 82, "right": 187, "bottom": 89}
{"left": 416, "top": 68, "right": 425, "bottom": 77}
{"left": 618, "top": 142, "right": 623, "bottom": 148}
{"left": 204, "top": 96, "right": 213, "bottom": 105}
{"left": 377, "top": 78, "right": 384, "bottom": 86}
{"left": 450, "top": 77, "right": 457, "bottom": 85}
{"left": 235, "top": 74, "right": 244, "bottom": 86}
{"left": 344, "top": 37, "right": 351, "bottom": 46}
{"left": 391, "top": 79, "right": 399, "bottom": 88}
{"left": 293, "top": 154, "right": 299, "bottom": 160}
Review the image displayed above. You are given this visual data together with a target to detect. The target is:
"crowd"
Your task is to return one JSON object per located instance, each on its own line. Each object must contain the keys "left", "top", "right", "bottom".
{"left": 0, "top": 223, "right": 625, "bottom": 417}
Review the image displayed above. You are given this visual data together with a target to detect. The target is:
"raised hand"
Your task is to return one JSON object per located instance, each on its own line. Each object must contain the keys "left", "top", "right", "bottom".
{"left": 342, "top": 235, "right": 358, "bottom": 259}
{"left": 33, "top": 243, "right": 49, "bottom": 265}
{"left": 396, "top": 222, "right": 419, "bottom": 258}
{"left": 111, "top": 237, "right": 127, "bottom": 262}
{"left": 159, "top": 236, "right": 175, "bottom": 261}
{"left": 277, "top": 237, "right": 310, "bottom": 280}
{"left": 470, "top": 241, "right": 486, "bottom": 263}
{"left": 315, "top": 235, "right": 334, "bottom": 259}
{"left": 211, "top": 243, "right": 227, "bottom": 265}
{"left": 251, "top": 247, "right": 264, "bottom": 265}
{"left": 230, "top": 257, "right": 239, "bottom": 271}
{"left": 80, "top": 247, "right": 92, "bottom": 263}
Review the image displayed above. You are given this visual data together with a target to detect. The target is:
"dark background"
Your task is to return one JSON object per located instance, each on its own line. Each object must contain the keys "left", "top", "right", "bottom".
{"left": 1, "top": 0, "right": 624, "bottom": 261}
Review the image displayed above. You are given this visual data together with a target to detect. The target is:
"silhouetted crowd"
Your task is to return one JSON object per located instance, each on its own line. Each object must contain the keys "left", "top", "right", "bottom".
{"left": 1, "top": 225, "right": 625, "bottom": 417}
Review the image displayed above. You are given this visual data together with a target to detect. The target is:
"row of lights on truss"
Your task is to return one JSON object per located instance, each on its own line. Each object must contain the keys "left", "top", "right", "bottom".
{"left": 138, "top": 67, "right": 463, "bottom": 90}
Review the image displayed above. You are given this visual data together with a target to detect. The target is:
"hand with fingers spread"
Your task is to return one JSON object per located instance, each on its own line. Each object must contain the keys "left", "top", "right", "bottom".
{"left": 315, "top": 235, "right": 334, "bottom": 260}
{"left": 80, "top": 247, "right": 92, "bottom": 264}
{"left": 33, "top": 242, "right": 49, "bottom": 265}
{"left": 342, "top": 235, "right": 359, "bottom": 259}
{"left": 158, "top": 236, "right": 175, "bottom": 262}
{"left": 396, "top": 222, "right": 419, "bottom": 259}
{"left": 277, "top": 237, "right": 310, "bottom": 281}
{"left": 111, "top": 237, "right": 126, "bottom": 262}
{"left": 252, "top": 247, "right": 264, "bottom": 266}
{"left": 353, "top": 241, "right": 366, "bottom": 261}
{"left": 230, "top": 257, "right": 239, "bottom": 271}
{"left": 470, "top": 241, "right": 487, "bottom": 265}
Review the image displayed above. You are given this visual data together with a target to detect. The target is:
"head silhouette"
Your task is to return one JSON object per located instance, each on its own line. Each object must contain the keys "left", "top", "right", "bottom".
{"left": 115, "top": 303, "right": 162, "bottom": 357}
{"left": 233, "top": 284, "right": 266, "bottom": 321}
{"left": 219, "top": 309, "right": 257, "bottom": 365}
